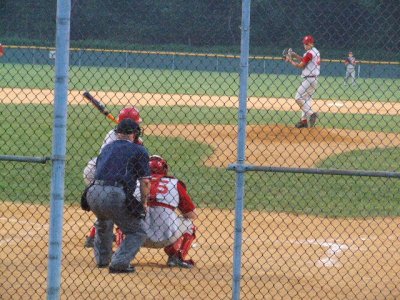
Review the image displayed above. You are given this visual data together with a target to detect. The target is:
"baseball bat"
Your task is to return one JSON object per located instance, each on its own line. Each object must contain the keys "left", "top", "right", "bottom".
{"left": 83, "top": 91, "right": 118, "bottom": 124}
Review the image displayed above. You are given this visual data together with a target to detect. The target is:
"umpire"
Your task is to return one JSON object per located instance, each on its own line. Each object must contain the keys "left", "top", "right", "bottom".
{"left": 86, "top": 118, "right": 151, "bottom": 273}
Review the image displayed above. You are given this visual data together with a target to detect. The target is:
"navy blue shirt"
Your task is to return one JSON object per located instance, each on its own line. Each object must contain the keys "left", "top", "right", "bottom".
{"left": 95, "top": 139, "right": 150, "bottom": 189}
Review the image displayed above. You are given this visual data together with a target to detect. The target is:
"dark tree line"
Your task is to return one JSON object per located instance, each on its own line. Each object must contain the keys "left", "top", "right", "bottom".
{"left": 0, "top": 0, "right": 398, "bottom": 58}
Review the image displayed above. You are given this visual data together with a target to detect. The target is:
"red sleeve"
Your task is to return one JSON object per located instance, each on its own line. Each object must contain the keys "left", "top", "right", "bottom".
{"left": 0, "top": 44, "right": 4, "bottom": 56}
{"left": 302, "top": 52, "right": 313, "bottom": 64}
{"left": 177, "top": 180, "right": 196, "bottom": 213}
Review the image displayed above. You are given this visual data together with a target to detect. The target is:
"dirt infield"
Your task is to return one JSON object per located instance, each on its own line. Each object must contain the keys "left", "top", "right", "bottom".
{"left": 1, "top": 202, "right": 400, "bottom": 299}
{"left": 1, "top": 88, "right": 400, "bottom": 299}
{"left": 2, "top": 87, "right": 400, "bottom": 115}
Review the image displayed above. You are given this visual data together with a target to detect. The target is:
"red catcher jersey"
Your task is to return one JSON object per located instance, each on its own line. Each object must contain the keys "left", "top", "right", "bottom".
{"left": 149, "top": 175, "right": 196, "bottom": 214}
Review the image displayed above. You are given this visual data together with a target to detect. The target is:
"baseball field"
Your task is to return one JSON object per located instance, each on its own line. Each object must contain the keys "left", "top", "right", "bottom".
{"left": 1, "top": 63, "right": 400, "bottom": 299}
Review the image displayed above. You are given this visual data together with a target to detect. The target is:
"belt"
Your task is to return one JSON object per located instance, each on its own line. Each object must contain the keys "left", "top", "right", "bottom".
{"left": 93, "top": 180, "right": 124, "bottom": 188}
{"left": 147, "top": 201, "right": 176, "bottom": 211}
{"left": 304, "top": 75, "right": 317, "bottom": 78}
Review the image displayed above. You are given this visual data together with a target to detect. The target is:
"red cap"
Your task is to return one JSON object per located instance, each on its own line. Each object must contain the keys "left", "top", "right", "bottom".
{"left": 303, "top": 35, "right": 315, "bottom": 45}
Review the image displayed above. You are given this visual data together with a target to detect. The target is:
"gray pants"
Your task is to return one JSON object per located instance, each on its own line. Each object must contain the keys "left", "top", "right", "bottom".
{"left": 86, "top": 184, "right": 146, "bottom": 269}
{"left": 345, "top": 67, "right": 356, "bottom": 84}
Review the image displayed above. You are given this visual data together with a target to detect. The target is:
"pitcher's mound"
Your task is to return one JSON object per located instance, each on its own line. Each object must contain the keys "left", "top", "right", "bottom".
{"left": 145, "top": 124, "right": 400, "bottom": 168}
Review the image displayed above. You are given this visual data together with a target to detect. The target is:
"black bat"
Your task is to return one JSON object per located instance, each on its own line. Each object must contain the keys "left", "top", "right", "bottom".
{"left": 83, "top": 91, "right": 118, "bottom": 124}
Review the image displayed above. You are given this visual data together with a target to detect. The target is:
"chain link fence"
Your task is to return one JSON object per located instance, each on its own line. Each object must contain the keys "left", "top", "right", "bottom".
{"left": 1, "top": 0, "right": 400, "bottom": 299}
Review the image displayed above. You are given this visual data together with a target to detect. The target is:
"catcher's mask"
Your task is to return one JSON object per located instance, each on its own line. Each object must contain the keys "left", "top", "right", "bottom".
{"left": 149, "top": 155, "right": 168, "bottom": 176}
{"left": 302, "top": 35, "right": 315, "bottom": 45}
{"left": 118, "top": 107, "right": 142, "bottom": 124}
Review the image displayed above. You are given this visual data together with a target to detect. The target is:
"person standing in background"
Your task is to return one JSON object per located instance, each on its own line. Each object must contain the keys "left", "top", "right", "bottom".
{"left": 344, "top": 51, "right": 358, "bottom": 85}
{"left": 0, "top": 43, "right": 4, "bottom": 57}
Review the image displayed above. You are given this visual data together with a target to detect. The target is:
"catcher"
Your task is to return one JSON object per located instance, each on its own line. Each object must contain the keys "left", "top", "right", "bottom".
{"left": 117, "top": 155, "right": 197, "bottom": 268}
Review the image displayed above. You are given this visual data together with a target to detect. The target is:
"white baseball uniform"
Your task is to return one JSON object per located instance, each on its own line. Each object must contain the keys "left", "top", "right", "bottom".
{"left": 134, "top": 174, "right": 196, "bottom": 248}
{"left": 295, "top": 47, "right": 320, "bottom": 120}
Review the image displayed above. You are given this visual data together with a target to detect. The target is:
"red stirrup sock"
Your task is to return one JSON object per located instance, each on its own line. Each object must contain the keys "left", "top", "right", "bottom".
{"left": 115, "top": 227, "right": 124, "bottom": 247}
{"left": 88, "top": 226, "right": 96, "bottom": 238}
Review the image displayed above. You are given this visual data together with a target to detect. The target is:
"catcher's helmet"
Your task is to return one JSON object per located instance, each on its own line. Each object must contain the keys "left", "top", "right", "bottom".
{"left": 118, "top": 107, "right": 142, "bottom": 124}
{"left": 302, "top": 35, "right": 315, "bottom": 45}
{"left": 149, "top": 155, "right": 168, "bottom": 176}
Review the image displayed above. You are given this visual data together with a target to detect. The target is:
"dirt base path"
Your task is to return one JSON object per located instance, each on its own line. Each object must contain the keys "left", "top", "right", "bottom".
{"left": 1, "top": 87, "right": 400, "bottom": 115}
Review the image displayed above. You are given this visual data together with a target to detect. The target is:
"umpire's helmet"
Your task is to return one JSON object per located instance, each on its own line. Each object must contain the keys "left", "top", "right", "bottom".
{"left": 149, "top": 155, "right": 168, "bottom": 176}
{"left": 302, "top": 35, "right": 315, "bottom": 45}
{"left": 118, "top": 107, "right": 142, "bottom": 124}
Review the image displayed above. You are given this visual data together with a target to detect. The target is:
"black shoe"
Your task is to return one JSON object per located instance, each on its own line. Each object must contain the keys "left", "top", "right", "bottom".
{"left": 97, "top": 263, "right": 109, "bottom": 269}
{"left": 295, "top": 120, "right": 308, "bottom": 128}
{"left": 109, "top": 265, "right": 136, "bottom": 274}
{"left": 84, "top": 236, "right": 94, "bottom": 248}
{"left": 167, "top": 255, "right": 194, "bottom": 269}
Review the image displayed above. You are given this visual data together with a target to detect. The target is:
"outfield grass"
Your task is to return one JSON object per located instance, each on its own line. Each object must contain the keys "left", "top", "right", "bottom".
{"left": 1, "top": 102, "right": 399, "bottom": 218}
{"left": 0, "top": 63, "right": 399, "bottom": 217}
{"left": 1, "top": 63, "right": 399, "bottom": 101}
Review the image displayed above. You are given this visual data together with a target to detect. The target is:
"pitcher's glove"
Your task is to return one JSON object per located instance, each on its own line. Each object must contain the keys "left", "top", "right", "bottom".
{"left": 282, "top": 48, "right": 294, "bottom": 61}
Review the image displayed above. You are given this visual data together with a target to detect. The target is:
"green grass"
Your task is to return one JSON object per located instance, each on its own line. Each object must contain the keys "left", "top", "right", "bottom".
{"left": 1, "top": 102, "right": 399, "bottom": 217}
{"left": 1, "top": 63, "right": 399, "bottom": 101}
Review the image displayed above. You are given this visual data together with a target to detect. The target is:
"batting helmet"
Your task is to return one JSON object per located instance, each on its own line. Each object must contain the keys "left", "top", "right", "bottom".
{"left": 149, "top": 155, "right": 168, "bottom": 176}
{"left": 118, "top": 107, "right": 142, "bottom": 124}
{"left": 302, "top": 35, "right": 315, "bottom": 45}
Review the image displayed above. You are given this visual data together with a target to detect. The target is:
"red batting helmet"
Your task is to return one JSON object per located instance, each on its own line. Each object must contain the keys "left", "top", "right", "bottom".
{"left": 149, "top": 155, "right": 168, "bottom": 176}
{"left": 118, "top": 107, "right": 142, "bottom": 124}
{"left": 303, "top": 35, "right": 315, "bottom": 45}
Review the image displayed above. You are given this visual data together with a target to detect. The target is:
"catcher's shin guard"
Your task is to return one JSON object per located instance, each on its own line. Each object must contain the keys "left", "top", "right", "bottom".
{"left": 164, "top": 226, "right": 197, "bottom": 258}
{"left": 164, "top": 236, "right": 184, "bottom": 257}
{"left": 179, "top": 232, "right": 196, "bottom": 259}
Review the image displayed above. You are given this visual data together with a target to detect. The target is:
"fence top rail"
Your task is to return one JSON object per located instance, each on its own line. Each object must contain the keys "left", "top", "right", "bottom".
{"left": 227, "top": 164, "right": 400, "bottom": 179}
{"left": 4, "top": 45, "right": 400, "bottom": 65}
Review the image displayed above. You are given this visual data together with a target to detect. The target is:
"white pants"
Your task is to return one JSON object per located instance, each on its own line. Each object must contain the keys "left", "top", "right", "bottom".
{"left": 141, "top": 207, "right": 194, "bottom": 248}
{"left": 295, "top": 77, "right": 318, "bottom": 120}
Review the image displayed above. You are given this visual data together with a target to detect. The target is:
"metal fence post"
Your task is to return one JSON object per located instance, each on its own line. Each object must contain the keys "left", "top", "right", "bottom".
{"left": 232, "top": 1, "right": 251, "bottom": 299}
{"left": 46, "top": 0, "right": 71, "bottom": 299}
